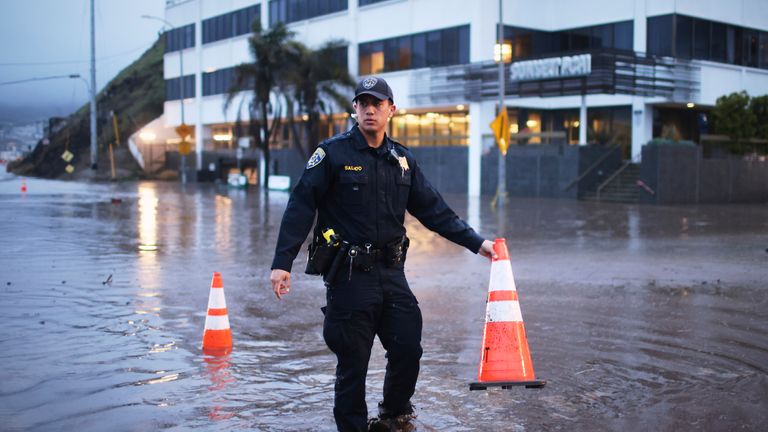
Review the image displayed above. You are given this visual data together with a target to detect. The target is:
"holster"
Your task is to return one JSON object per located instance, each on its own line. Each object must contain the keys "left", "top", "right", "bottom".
{"left": 305, "top": 235, "right": 341, "bottom": 275}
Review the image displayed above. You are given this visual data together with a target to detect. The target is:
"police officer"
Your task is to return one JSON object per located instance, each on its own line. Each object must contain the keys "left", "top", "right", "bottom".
{"left": 270, "top": 76, "right": 496, "bottom": 432}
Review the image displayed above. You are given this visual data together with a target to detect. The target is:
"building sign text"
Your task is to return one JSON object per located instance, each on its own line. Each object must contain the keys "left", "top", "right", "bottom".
{"left": 509, "top": 54, "right": 592, "bottom": 81}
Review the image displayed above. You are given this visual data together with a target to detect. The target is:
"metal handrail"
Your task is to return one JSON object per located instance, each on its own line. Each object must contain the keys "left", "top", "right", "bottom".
{"left": 563, "top": 142, "right": 622, "bottom": 192}
{"left": 636, "top": 179, "right": 655, "bottom": 195}
{"left": 596, "top": 161, "right": 632, "bottom": 201}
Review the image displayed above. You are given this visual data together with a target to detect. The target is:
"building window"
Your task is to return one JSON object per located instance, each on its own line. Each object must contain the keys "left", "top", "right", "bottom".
{"left": 648, "top": 14, "right": 768, "bottom": 70}
{"left": 761, "top": 32, "right": 768, "bottom": 69}
{"left": 359, "top": 0, "right": 389, "bottom": 6}
{"left": 504, "top": 20, "right": 634, "bottom": 60}
{"left": 203, "top": 5, "right": 260, "bottom": 44}
{"left": 587, "top": 106, "right": 631, "bottom": 157}
{"left": 269, "top": 0, "right": 347, "bottom": 26}
{"left": 272, "top": 113, "right": 351, "bottom": 149}
{"left": 166, "top": 75, "right": 196, "bottom": 101}
{"left": 675, "top": 15, "right": 693, "bottom": 59}
{"left": 203, "top": 67, "right": 236, "bottom": 96}
{"left": 327, "top": 45, "right": 349, "bottom": 71}
{"left": 508, "top": 108, "right": 578, "bottom": 146}
{"left": 743, "top": 29, "right": 760, "bottom": 68}
{"left": 647, "top": 15, "right": 673, "bottom": 57}
{"left": 693, "top": 18, "right": 710, "bottom": 59}
{"left": 165, "top": 23, "right": 195, "bottom": 53}
{"left": 359, "top": 25, "right": 469, "bottom": 75}
{"left": 613, "top": 21, "right": 633, "bottom": 50}
{"left": 390, "top": 111, "right": 469, "bottom": 147}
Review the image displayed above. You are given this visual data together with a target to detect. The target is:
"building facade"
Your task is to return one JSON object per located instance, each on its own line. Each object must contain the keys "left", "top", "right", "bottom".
{"left": 156, "top": 0, "right": 768, "bottom": 196}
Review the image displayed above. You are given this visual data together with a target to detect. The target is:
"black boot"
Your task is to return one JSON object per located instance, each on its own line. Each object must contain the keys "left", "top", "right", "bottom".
{"left": 368, "top": 403, "right": 416, "bottom": 431}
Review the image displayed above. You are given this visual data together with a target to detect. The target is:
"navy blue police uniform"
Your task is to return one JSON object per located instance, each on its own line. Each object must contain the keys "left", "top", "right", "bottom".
{"left": 271, "top": 112, "right": 484, "bottom": 432}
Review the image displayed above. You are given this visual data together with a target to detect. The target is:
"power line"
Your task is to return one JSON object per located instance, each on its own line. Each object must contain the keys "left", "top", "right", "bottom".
{"left": 0, "top": 74, "right": 81, "bottom": 87}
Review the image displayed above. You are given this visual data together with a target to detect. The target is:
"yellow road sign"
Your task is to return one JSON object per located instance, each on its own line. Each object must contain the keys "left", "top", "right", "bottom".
{"left": 489, "top": 107, "right": 510, "bottom": 155}
{"left": 179, "top": 140, "right": 192, "bottom": 156}
{"left": 61, "top": 150, "right": 74, "bottom": 162}
{"left": 65, "top": 164, "right": 75, "bottom": 174}
{"left": 175, "top": 123, "right": 193, "bottom": 140}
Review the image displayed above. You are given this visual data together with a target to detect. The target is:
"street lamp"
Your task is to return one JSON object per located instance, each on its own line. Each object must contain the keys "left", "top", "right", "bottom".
{"left": 142, "top": 14, "right": 189, "bottom": 183}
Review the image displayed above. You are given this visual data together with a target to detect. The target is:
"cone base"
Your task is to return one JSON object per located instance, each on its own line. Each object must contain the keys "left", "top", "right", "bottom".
{"left": 469, "top": 379, "right": 546, "bottom": 390}
{"left": 203, "top": 346, "right": 233, "bottom": 356}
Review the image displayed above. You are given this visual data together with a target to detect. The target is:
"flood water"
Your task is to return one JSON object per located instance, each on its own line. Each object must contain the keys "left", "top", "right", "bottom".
{"left": 1, "top": 169, "right": 767, "bottom": 431}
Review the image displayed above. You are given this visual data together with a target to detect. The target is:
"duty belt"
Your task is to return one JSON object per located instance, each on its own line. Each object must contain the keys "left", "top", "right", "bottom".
{"left": 347, "top": 243, "right": 384, "bottom": 272}
{"left": 347, "top": 236, "right": 409, "bottom": 273}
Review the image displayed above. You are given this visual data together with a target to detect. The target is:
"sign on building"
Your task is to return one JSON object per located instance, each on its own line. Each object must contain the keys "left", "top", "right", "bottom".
{"left": 510, "top": 54, "right": 592, "bottom": 81}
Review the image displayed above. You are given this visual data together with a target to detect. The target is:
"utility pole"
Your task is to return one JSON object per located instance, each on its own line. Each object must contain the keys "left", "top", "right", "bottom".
{"left": 495, "top": 0, "right": 508, "bottom": 206}
{"left": 89, "top": 0, "right": 98, "bottom": 170}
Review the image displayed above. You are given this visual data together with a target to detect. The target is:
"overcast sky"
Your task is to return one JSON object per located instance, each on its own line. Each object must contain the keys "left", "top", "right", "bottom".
{"left": 0, "top": 0, "right": 166, "bottom": 124}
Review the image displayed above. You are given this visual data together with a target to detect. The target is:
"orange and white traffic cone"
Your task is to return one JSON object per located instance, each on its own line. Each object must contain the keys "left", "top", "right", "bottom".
{"left": 469, "top": 238, "right": 545, "bottom": 390}
{"left": 21, "top": 178, "right": 27, "bottom": 193}
{"left": 202, "top": 272, "right": 233, "bottom": 356}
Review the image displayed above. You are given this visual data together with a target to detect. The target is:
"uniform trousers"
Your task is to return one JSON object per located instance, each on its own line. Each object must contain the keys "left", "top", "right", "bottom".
{"left": 322, "top": 265, "right": 423, "bottom": 432}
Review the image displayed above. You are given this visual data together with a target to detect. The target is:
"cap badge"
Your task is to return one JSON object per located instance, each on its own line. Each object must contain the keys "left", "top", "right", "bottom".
{"left": 362, "top": 77, "right": 378, "bottom": 89}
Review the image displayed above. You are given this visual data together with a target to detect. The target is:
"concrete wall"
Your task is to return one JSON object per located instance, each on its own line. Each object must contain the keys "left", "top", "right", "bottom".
{"left": 480, "top": 143, "right": 582, "bottom": 198}
{"left": 640, "top": 144, "right": 768, "bottom": 204}
{"left": 408, "top": 147, "right": 468, "bottom": 194}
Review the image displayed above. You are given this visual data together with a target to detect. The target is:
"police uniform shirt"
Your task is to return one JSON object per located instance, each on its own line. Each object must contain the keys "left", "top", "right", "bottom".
{"left": 271, "top": 124, "right": 484, "bottom": 272}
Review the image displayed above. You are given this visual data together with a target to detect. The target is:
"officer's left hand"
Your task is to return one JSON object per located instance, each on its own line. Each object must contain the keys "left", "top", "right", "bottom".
{"left": 478, "top": 240, "right": 497, "bottom": 261}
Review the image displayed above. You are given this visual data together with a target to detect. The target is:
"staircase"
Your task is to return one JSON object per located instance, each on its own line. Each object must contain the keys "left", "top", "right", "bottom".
{"left": 581, "top": 163, "right": 641, "bottom": 203}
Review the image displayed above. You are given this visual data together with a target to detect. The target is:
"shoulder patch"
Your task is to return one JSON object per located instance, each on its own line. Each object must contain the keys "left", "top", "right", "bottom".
{"left": 306, "top": 147, "right": 326, "bottom": 169}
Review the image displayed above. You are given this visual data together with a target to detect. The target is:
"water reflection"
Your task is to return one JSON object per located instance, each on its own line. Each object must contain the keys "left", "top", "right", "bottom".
{"left": 137, "top": 183, "right": 162, "bottom": 317}
{"left": 214, "top": 195, "right": 232, "bottom": 256}
{"left": 138, "top": 183, "right": 159, "bottom": 254}
{"left": 203, "top": 354, "right": 235, "bottom": 421}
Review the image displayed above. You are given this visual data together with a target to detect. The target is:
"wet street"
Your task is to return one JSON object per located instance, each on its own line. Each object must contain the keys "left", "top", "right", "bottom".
{"left": 1, "top": 169, "right": 767, "bottom": 431}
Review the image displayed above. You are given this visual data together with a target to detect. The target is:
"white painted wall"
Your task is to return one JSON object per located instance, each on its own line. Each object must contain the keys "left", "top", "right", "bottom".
{"left": 634, "top": 0, "right": 647, "bottom": 52}
{"left": 698, "top": 61, "right": 768, "bottom": 105}
{"left": 200, "top": 36, "right": 251, "bottom": 72}
{"left": 468, "top": 100, "right": 495, "bottom": 196}
{"left": 165, "top": 0, "right": 197, "bottom": 27}
{"left": 540, "top": 0, "right": 635, "bottom": 30}
{"left": 200, "top": 0, "right": 259, "bottom": 20}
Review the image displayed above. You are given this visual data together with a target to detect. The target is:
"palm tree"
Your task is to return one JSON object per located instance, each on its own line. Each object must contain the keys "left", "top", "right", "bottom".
{"left": 285, "top": 41, "right": 355, "bottom": 160}
{"left": 225, "top": 21, "right": 301, "bottom": 190}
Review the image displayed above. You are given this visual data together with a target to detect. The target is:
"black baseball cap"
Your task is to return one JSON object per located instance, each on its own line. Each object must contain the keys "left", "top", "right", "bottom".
{"left": 353, "top": 76, "right": 394, "bottom": 103}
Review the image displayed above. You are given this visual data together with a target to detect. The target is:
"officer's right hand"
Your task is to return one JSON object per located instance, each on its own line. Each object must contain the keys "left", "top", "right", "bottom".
{"left": 270, "top": 269, "right": 291, "bottom": 300}
{"left": 478, "top": 240, "right": 498, "bottom": 261}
